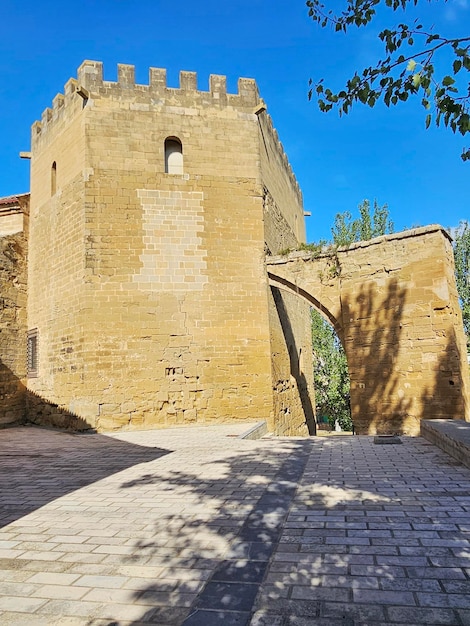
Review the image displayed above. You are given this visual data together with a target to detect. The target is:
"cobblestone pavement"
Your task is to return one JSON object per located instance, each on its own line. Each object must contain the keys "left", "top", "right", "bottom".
{"left": 0, "top": 425, "right": 469, "bottom": 626}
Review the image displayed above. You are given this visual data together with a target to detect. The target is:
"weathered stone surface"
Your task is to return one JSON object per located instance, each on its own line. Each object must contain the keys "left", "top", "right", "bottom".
{"left": 0, "top": 195, "right": 29, "bottom": 427}
{"left": 13, "top": 61, "right": 313, "bottom": 435}
{"left": 267, "top": 227, "right": 470, "bottom": 435}
{"left": 1, "top": 61, "right": 468, "bottom": 438}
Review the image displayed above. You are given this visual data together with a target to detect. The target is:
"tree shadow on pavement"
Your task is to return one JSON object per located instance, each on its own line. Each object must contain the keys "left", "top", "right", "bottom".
{"left": 101, "top": 433, "right": 470, "bottom": 626}
{"left": 2, "top": 426, "right": 469, "bottom": 626}
{"left": 0, "top": 426, "right": 170, "bottom": 528}
{"left": 102, "top": 438, "right": 403, "bottom": 626}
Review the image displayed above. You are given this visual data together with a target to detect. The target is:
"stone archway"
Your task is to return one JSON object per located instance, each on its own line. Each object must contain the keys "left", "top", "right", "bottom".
{"left": 267, "top": 226, "right": 470, "bottom": 435}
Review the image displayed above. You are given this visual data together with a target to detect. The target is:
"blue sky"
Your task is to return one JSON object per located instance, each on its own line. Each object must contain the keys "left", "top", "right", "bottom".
{"left": 0, "top": 0, "right": 468, "bottom": 242}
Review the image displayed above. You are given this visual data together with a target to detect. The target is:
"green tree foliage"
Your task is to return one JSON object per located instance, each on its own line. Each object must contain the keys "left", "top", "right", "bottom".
{"left": 311, "top": 309, "right": 352, "bottom": 430}
{"left": 331, "top": 199, "right": 394, "bottom": 246}
{"left": 453, "top": 221, "right": 470, "bottom": 339}
{"left": 306, "top": 0, "right": 470, "bottom": 160}
{"left": 311, "top": 200, "right": 394, "bottom": 430}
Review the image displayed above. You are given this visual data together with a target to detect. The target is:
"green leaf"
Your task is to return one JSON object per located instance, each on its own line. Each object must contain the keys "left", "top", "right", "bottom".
{"left": 453, "top": 60, "right": 462, "bottom": 74}
{"left": 425, "top": 113, "right": 431, "bottom": 129}
{"left": 442, "top": 76, "right": 456, "bottom": 87}
{"left": 358, "top": 89, "right": 367, "bottom": 104}
{"left": 412, "top": 73, "right": 421, "bottom": 87}
{"left": 406, "top": 59, "right": 417, "bottom": 72}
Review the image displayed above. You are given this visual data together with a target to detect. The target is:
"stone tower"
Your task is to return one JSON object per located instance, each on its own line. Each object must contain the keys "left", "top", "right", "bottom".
{"left": 26, "top": 61, "right": 315, "bottom": 434}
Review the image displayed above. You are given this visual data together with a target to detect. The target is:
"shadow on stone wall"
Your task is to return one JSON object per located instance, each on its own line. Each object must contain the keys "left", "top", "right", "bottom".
{"left": 342, "top": 277, "right": 469, "bottom": 434}
{"left": 341, "top": 278, "right": 412, "bottom": 435}
{"left": 0, "top": 361, "right": 26, "bottom": 428}
{"left": 0, "top": 360, "right": 94, "bottom": 432}
{"left": 419, "top": 329, "right": 469, "bottom": 422}
{"left": 0, "top": 231, "right": 28, "bottom": 427}
{"left": 271, "top": 287, "right": 316, "bottom": 435}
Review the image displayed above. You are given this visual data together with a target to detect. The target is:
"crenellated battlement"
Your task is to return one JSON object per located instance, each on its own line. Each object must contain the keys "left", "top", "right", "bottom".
{"left": 32, "top": 60, "right": 262, "bottom": 145}
{"left": 259, "top": 111, "right": 302, "bottom": 202}
{"left": 24, "top": 59, "right": 314, "bottom": 438}
{"left": 30, "top": 59, "right": 301, "bottom": 204}
{"left": 75, "top": 60, "right": 260, "bottom": 104}
{"left": 31, "top": 77, "right": 79, "bottom": 144}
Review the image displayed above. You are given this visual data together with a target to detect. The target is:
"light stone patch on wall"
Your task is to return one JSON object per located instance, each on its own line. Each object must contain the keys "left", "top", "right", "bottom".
{"left": 0, "top": 214, "right": 24, "bottom": 237}
{"left": 136, "top": 189, "right": 207, "bottom": 291}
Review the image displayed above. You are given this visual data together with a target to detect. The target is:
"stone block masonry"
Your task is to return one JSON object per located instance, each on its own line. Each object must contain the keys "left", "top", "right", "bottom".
{"left": 4, "top": 59, "right": 461, "bottom": 437}
{"left": 267, "top": 226, "right": 470, "bottom": 435}
{"left": 0, "top": 195, "right": 29, "bottom": 427}
{"left": 23, "top": 60, "right": 312, "bottom": 434}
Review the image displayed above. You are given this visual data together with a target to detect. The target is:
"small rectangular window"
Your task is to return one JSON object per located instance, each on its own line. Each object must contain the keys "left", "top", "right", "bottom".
{"left": 27, "top": 329, "right": 38, "bottom": 377}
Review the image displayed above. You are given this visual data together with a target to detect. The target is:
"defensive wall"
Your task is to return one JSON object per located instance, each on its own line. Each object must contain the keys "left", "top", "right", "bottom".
{"left": 0, "top": 195, "right": 28, "bottom": 426}
{"left": 0, "top": 60, "right": 468, "bottom": 436}
{"left": 19, "top": 61, "right": 314, "bottom": 434}
{"left": 267, "top": 226, "right": 470, "bottom": 435}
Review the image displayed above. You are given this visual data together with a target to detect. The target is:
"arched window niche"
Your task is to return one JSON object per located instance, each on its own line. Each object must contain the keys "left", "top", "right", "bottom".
{"left": 51, "top": 161, "right": 57, "bottom": 196}
{"left": 164, "top": 137, "right": 183, "bottom": 174}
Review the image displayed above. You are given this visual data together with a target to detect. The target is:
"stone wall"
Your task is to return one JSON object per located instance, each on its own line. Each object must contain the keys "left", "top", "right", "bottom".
{"left": 259, "top": 108, "right": 315, "bottom": 436}
{"left": 0, "top": 197, "right": 29, "bottom": 426}
{"left": 26, "top": 61, "right": 308, "bottom": 433}
{"left": 267, "top": 226, "right": 470, "bottom": 435}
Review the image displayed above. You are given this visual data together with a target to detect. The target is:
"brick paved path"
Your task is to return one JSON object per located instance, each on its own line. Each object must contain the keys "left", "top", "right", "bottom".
{"left": 0, "top": 425, "right": 469, "bottom": 625}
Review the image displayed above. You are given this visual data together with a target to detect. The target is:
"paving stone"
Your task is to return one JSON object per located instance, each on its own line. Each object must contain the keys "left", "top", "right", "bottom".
{"left": 31, "top": 584, "right": 90, "bottom": 600}
{"left": 417, "top": 592, "right": 470, "bottom": 609}
{"left": 148, "top": 605, "right": 190, "bottom": 625}
{"left": 0, "top": 612, "right": 53, "bottom": 625}
{"left": 73, "top": 573, "right": 130, "bottom": 588}
{"left": 353, "top": 588, "right": 416, "bottom": 605}
{"left": 192, "top": 581, "right": 259, "bottom": 612}
{"left": 2, "top": 427, "right": 470, "bottom": 625}
{"left": 183, "top": 609, "right": 251, "bottom": 625}
{"left": 406, "top": 566, "right": 467, "bottom": 579}
{"left": 26, "top": 572, "right": 81, "bottom": 585}
{"left": 321, "top": 574, "right": 379, "bottom": 589}
{"left": 350, "top": 564, "right": 406, "bottom": 578}
{"left": 253, "top": 598, "right": 320, "bottom": 617}
{"left": 249, "top": 610, "right": 285, "bottom": 626}
{"left": 35, "top": 598, "right": 106, "bottom": 617}
{"left": 441, "top": 579, "right": 470, "bottom": 593}
{"left": 386, "top": 605, "right": 460, "bottom": 624}
{"left": 375, "top": 555, "right": 429, "bottom": 567}
{"left": 287, "top": 618, "right": 353, "bottom": 626}
{"left": 290, "top": 587, "right": 350, "bottom": 602}
{"left": 379, "top": 577, "right": 441, "bottom": 592}
{"left": 319, "top": 600, "right": 386, "bottom": 622}
{"left": 0, "top": 595, "right": 47, "bottom": 612}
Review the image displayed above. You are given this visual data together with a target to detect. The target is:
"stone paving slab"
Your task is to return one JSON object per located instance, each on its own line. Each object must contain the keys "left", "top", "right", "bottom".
{"left": 0, "top": 425, "right": 470, "bottom": 625}
{"left": 421, "top": 419, "right": 470, "bottom": 469}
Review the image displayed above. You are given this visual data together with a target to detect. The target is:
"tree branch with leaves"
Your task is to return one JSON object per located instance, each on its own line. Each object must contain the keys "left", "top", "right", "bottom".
{"left": 452, "top": 221, "right": 470, "bottom": 339}
{"left": 307, "top": 0, "right": 470, "bottom": 160}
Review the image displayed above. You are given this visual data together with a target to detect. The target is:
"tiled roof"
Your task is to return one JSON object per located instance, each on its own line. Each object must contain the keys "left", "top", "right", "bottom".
{"left": 0, "top": 193, "right": 29, "bottom": 206}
